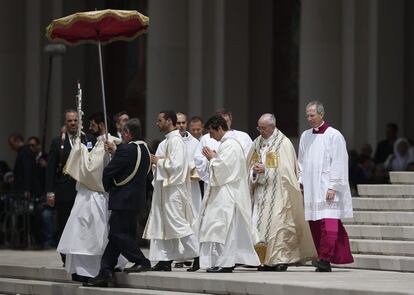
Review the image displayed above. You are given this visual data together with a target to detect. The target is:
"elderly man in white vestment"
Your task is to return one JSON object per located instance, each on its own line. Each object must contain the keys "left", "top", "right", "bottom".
{"left": 199, "top": 115, "right": 260, "bottom": 273}
{"left": 298, "top": 101, "right": 354, "bottom": 272}
{"left": 248, "top": 114, "right": 316, "bottom": 271}
{"left": 58, "top": 112, "right": 124, "bottom": 282}
{"left": 143, "top": 110, "right": 199, "bottom": 271}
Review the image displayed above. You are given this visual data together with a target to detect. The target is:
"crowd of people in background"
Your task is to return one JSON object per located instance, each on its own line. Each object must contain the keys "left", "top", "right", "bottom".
{"left": 348, "top": 123, "right": 414, "bottom": 193}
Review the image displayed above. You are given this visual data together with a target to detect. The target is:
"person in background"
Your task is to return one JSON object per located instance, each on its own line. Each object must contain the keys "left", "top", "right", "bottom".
{"left": 112, "top": 111, "right": 129, "bottom": 139}
{"left": 374, "top": 123, "right": 398, "bottom": 164}
{"left": 384, "top": 138, "right": 414, "bottom": 171}
{"left": 188, "top": 116, "right": 204, "bottom": 140}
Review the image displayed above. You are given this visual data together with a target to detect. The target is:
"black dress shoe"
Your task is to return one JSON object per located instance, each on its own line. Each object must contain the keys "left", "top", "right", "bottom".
{"left": 206, "top": 266, "right": 233, "bottom": 273}
{"left": 151, "top": 261, "right": 172, "bottom": 271}
{"left": 124, "top": 263, "right": 151, "bottom": 273}
{"left": 258, "top": 264, "right": 288, "bottom": 272}
{"left": 314, "top": 260, "right": 332, "bottom": 272}
{"left": 187, "top": 257, "right": 200, "bottom": 272}
{"left": 83, "top": 273, "right": 114, "bottom": 287}
{"left": 174, "top": 262, "right": 184, "bottom": 268}
{"left": 71, "top": 273, "right": 89, "bottom": 283}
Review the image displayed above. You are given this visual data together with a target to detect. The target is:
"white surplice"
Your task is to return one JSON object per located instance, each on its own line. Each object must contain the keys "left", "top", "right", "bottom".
{"left": 182, "top": 132, "right": 202, "bottom": 219}
{"left": 298, "top": 126, "right": 353, "bottom": 221}
{"left": 58, "top": 135, "right": 126, "bottom": 277}
{"left": 156, "top": 132, "right": 202, "bottom": 219}
{"left": 143, "top": 130, "right": 198, "bottom": 261}
{"left": 194, "top": 130, "right": 252, "bottom": 185}
{"left": 227, "top": 129, "right": 253, "bottom": 157}
{"left": 199, "top": 132, "right": 260, "bottom": 268}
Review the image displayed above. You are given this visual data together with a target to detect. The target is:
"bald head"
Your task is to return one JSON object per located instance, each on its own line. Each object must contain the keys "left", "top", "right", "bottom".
{"left": 258, "top": 113, "right": 276, "bottom": 126}
{"left": 257, "top": 113, "right": 276, "bottom": 139}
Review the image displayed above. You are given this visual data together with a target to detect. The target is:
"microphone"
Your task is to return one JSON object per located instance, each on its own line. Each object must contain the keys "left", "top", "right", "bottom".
{"left": 44, "top": 44, "right": 66, "bottom": 56}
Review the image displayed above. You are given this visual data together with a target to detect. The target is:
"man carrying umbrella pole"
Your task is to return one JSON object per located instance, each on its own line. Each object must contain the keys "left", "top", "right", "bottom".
{"left": 85, "top": 119, "right": 152, "bottom": 287}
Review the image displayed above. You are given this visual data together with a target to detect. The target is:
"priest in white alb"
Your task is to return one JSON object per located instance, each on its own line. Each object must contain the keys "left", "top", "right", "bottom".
{"left": 248, "top": 113, "right": 316, "bottom": 271}
{"left": 143, "top": 110, "right": 198, "bottom": 271}
{"left": 177, "top": 112, "right": 203, "bottom": 271}
{"left": 199, "top": 115, "right": 260, "bottom": 273}
{"left": 298, "top": 101, "right": 354, "bottom": 272}
{"left": 176, "top": 112, "right": 203, "bottom": 228}
{"left": 58, "top": 112, "right": 125, "bottom": 282}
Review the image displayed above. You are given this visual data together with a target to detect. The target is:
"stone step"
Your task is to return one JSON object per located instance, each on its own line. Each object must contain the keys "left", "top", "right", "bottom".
{"left": 0, "top": 277, "right": 209, "bottom": 295}
{"left": 344, "top": 211, "right": 414, "bottom": 225}
{"left": 390, "top": 172, "right": 414, "bottom": 184}
{"left": 0, "top": 277, "right": 78, "bottom": 295}
{"left": 357, "top": 184, "right": 414, "bottom": 197}
{"left": 345, "top": 224, "right": 414, "bottom": 241}
{"left": 352, "top": 197, "right": 414, "bottom": 211}
{"left": 1, "top": 265, "right": 414, "bottom": 295}
{"left": 350, "top": 239, "right": 414, "bottom": 256}
{"left": 338, "top": 254, "right": 414, "bottom": 272}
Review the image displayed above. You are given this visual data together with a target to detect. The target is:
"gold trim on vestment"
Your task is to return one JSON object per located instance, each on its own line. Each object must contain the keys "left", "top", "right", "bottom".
{"left": 265, "top": 152, "right": 278, "bottom": 168}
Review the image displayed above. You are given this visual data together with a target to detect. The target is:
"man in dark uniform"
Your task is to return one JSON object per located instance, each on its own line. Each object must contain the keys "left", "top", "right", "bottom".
{"left": 85, "top": 118, "right": 151, "bottom": 288}
{"left": 8, "top": 133, "right": 36, "bottom": 199}
{"left": 45, "top": 109, "right": 95, "bottom": 258}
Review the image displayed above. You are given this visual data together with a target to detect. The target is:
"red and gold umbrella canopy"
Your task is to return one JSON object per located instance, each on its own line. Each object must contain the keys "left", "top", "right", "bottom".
{"left": 46, "top": 9, "right": 149, "bottom": 45}
{"left": 45, "top": 9, "right": 149, "bottom": 137}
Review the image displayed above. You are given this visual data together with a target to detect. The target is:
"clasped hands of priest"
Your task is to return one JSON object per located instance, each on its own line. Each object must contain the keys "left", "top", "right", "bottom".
{"left": 252, "top": 163, "right": 265, "bottom": 174}
{"left": 202, "top": 146, "right": 217, "bottom": 161}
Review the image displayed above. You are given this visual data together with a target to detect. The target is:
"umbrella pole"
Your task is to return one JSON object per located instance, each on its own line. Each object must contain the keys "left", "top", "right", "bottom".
{"left": 97, "top": 40, "right": 109, "bottom": 140}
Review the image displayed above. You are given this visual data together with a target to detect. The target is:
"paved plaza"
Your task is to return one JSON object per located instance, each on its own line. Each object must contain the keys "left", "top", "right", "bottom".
{"left": 0, "top": 249, "right": 413, "bottom": 295}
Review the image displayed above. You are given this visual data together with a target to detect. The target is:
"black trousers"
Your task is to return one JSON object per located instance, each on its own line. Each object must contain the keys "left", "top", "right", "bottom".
{"left": 100, "top": 210, "right": 150, "bottom": 275}
{"left": 55, "top": 199, "right": 75, "bottom": 242}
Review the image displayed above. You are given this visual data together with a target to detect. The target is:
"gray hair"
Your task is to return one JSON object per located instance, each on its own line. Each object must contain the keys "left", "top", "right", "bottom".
{"left": 259, "top": 113, "right": 276, "bottom": 126}
{"left": 306, "top": 101, "right": 325, "bottom": 115}
{"left": 124, "top": 118, "right": 142, "bottom": 140}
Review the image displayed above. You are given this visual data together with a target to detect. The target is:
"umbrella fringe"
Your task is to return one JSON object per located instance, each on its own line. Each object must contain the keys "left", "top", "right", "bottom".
{"left": 45, "top": 9, "right": 149, "bottom": 46}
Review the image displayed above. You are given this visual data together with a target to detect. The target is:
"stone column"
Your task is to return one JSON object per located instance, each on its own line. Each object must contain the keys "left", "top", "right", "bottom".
{"left": 187, "top": 0, "right": 204, "bottom": 118}
{"left": 248, "top": 0, "right": 274, "bottom": 134}
{"left": 146, "top": 0, "right": 189, "bottom": 140}
{"left": 375, "top": 0, "right": 405, "bottom": 140}
{"left": 25, "top": 0, "right": 42, "bottom": 138}
{"left": 47, "top": 0, "right": 63, "bottom": 144}
{"left": 299, "top": 0, "right": 342, "bottom": 132}
{"left": 0, "top": 1, "right": 26, "bottom": 164}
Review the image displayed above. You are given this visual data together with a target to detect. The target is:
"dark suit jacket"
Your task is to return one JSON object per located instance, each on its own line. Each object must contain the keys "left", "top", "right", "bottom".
{"left": 13, "top": 145, "right": 36, "bottom": 193}
{"left": 45, "top": 132, "right": 96, "bottom": 203}
{"left": 103, "top": 142, "right": 150, "bottom": 211}
{"left": 374, "top": 139, "right": 395, "bottom": 164}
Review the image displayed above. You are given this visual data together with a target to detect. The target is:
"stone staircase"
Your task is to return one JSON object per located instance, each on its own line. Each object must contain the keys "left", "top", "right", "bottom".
{"left": 343, "top": 171, "right": 414, "bottom": 272}
{"left": 1, "top": 262, "right": 414, "bottom": 295}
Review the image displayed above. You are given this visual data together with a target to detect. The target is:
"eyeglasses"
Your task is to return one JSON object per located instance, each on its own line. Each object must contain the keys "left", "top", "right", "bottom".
{"left": 256, "top": 126, "right": 271, "bottom": 131}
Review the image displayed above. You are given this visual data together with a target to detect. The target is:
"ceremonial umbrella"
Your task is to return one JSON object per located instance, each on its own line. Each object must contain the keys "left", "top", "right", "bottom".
{"left": 45, "top": 9, "right": 149, "bottom": 134}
